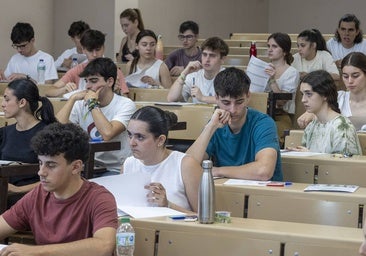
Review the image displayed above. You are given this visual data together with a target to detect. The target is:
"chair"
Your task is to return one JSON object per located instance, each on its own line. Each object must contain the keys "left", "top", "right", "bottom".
{"left": 248, "top": 92, "right": 268, "bottom": 114}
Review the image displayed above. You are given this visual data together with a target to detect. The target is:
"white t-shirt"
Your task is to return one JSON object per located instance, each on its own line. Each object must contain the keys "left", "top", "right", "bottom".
{"left": 266, "top": 66, "right": 299, "bottom": 114}
{"left": 292, "top": 50, "right": 339, "bottom": 75}
{"left": 326, "top": 38, "right": 366, "bottom": 61}
{"left": 123, "top": 151, "right": 191, "bottom": 211}
{"left": 337, "top": 90, "right": 351, "bottom": 116}
{"left": 4, "top": 50, "right": 58, "bottom": 83}
{"left": 69, "top": 94, "right": 136, "bottom": 172}
{"left": 183, "top": 68, "right": 223, "bottom": 103}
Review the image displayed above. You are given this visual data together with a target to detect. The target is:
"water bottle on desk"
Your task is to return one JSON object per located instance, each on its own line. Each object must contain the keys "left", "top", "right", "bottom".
{"left": 116, "top": 217, "right": 135, "bottom": 256}
{"left": 198, "top": 160, "right": 215, "bottom": 224}
{"left": 249, "top": 41, "right": 257, "bottom": 58}
{"left": 70, "top": 57, "right": 78, "bottom": 68}
{"left": 155, "top": 34, "right": 164, "bottom": 60}
{"left": 37, "top": 59, "right": 46, "bottom": 84}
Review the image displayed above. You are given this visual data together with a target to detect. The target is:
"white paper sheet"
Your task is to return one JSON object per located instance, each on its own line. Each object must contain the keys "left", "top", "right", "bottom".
{"left": 223, "top": 179, "right": 270, "bottom": 186}
{"left": 304, "top": 184, "right": 359, "bottom": 193}
{"left": 91, "top": 172, "right": 151, "bottom": 207}
{"left": 246, "top": 56, "right": 270, "bottom": 92}
{"left": 120, "top": 206, "right": 185, "bottom": 219}
{"left": 280, "top": 151, "right": 327, "bottom": 157}
{"left": 0, "top": 244, "right": 7, "bottom": 250}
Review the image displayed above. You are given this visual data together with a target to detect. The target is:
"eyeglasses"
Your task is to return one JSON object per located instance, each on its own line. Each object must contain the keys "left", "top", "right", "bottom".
{"left": 178, "top": 34, "right": 196, "bottom": 41}
{"left": 12, "top": 41, "right": 30, "bottom": 50}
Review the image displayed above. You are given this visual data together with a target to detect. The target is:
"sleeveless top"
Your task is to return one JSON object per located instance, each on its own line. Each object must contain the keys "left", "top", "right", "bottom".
{"left": 121, "top": 41, "right": 138, "bottom": 63}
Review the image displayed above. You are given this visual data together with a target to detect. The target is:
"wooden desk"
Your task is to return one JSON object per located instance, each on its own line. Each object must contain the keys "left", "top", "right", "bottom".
{"left": 131, "top": 216, "right": 362, "bottom": 256}
{"left": 134, "top": 102, "right": 215, "bottom": 141}
{"left": 127, "top": 88, "right": 170, "bottom": 102}
{"left": 83, "top": 141, "right": 121, "bottom": 179}
{"left": 215, "top": 179, "right": 366, "bottom": 228}
{"left": 0, "top": 163, "right": 39, "bottom": 214}
{"left": 282, "top": 153, "right": 366, "bottom": 186}
{"left": 267, "top": 92, "right": 293, "bottom": 119}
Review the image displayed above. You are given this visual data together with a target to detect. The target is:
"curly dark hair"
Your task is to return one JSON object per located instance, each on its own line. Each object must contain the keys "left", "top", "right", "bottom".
{"left": 31, "top": 123, "right": 90, "bottom": 164}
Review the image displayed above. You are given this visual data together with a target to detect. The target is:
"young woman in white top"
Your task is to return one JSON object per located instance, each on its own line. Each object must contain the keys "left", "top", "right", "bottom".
{"left": 292, "top": 29, "right": 339, "bottom": 81}
{"left": 298, "top": 52, "right": 366, "bottom": 130}
{"left": 117, "top": 8, "right": 144, "bottom": 63}
{"left": 288, "top": 70, "right": 361, "bottom": 155}
{"left": 125, "top": 30, "right": 172, "bottom": 88}
{"left": 122, "top": 106, "right": 202, "bottom": 213}
{"left": 265, "top": 32, "right": 300, "bottom": 115}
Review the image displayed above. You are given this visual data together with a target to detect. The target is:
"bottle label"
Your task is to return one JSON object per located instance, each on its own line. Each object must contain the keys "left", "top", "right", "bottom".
{"left": 116, "top": 232, "right": 135, "bottom": 246}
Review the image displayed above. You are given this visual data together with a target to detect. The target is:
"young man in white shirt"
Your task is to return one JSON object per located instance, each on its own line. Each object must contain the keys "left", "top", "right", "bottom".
{"left": 0, "top": 22, "right": 58, "bottom": 84}
{"left": 167, "top": 37, "right": 229, "bottom": 104}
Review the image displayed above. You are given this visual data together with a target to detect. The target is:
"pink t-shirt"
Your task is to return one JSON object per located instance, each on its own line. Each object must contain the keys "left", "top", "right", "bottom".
{"left": 61, "top": 62, "right": 129, "bottom": 94}
{"left": 3, "top": 180, "right": 117, "bottom": 245}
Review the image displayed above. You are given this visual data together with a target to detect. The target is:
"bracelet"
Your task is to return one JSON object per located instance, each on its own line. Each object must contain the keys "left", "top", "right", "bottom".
{"left": 179, "top": 73, "right": 186, "bottom": 82}
{"left": 268, "top": 78, "right": 276, "bottom": 84}
{"left": 85, "top": 98, "right": 100, "bottom": 112}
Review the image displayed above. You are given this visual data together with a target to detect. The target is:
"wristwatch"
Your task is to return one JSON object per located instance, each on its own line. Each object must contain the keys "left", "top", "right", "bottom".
{"left": 26, "top": 75, "right": 30, "bottom": 80}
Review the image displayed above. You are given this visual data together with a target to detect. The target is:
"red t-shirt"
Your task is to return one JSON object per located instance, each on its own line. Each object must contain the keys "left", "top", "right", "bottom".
{"left": 3, "top": 180, "right": 117, "bottom": 244}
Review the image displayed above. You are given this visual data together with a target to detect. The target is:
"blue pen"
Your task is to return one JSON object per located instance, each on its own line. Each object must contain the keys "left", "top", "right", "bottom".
{"left": 170, "top": 215, "right": 186, "bottom": 220}
{"left": 285, "top": 182, "right": 292, "bottom": 186}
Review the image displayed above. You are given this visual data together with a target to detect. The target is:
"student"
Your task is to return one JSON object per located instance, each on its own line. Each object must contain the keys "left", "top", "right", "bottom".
{"left": 292, "top": 29, "right": 339, "bottom": 81}
{"left": 125, "top": 29, "right": 172, "bottom": 89}
{"left": 122, "top": 106, "right": 202, "bottom": 213}
{"left": 167, "top": 37, "right": 229, "bottom": 104}
{"left": 0, "top": 78, "right": 57, "bottom": 195}
{"left": 46, "top": 29, "right": 129, "bottom": 97}
{"left": 0, "top": 122, "right": 117, "bottom": 255}
{"left": 57, "top": 57, "right": 136, "bottom": 174}
{"left": 186, "top": 67, "right": 283, "bottom": 181}
{"left": 327, "top": 14, "right": 366, "bottom": 68}
{"left": 298, "top": 52, "right": 366, "bottom": 129}
{"left": 265, "top": 32, "right": 300, "bottom": 115}
{"left": 54, "top": 20, "right": 90, "bottom": 69}
{"left": 0, "top": 22, "right": 58, "bottom": 84}
{"left": 165, "top": 20, "right": 202, "bottom": 76}
{"left": 288, "top": 70, "right": 361, "bottom": 155}
{"left": 117, "top": 8, "right": 144, "bottom": 63}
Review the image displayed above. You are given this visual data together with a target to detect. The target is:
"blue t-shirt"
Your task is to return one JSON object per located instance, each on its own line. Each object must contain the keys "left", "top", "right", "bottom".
{"left": 206, "top": 108, "right": 283, "bottom": 181}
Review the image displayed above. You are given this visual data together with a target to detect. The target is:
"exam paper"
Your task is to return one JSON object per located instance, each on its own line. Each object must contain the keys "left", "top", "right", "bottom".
{"left": 280, "top": 151, "right": 327, "bottom": 157}
{"left": 246, "top": 56, "right": 270, "bottom": 92}
{"left": 223, "top": 179, "right": 270, "bottom": 186}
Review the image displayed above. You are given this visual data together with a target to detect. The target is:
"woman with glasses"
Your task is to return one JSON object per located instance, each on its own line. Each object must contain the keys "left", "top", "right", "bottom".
{"left": 117, "top": 8, "right": 145, "bottom": 63}
{"left": 165, "top": 21, "right": 202, "bottom": 76}
{"left": 125, "top": 30, "right": 172, "bottom": 89}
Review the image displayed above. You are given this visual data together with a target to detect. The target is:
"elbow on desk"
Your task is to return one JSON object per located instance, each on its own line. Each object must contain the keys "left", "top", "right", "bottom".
{"left": 255, "top": 166, "right": 275, "bottom": 181}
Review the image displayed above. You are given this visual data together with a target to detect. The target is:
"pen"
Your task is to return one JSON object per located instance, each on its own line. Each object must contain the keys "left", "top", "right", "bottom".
{"left": 170, "top": 215, "right": 186, "bottom": 220}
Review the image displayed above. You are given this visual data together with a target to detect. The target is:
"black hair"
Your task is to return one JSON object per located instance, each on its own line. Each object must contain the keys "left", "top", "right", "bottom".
{"left": 79, "top": 57, "right": 117, "bottom": 90}
{"left": 11, "top": 22, "right": 34, "bottom": 44}
{"left": 301, "top": 70, "right": 340, "bottom": 113}
{"left": 297, "top": 29, "right": 328, "bottom": 52}
{"left": 268, "top": 32, "right": 294, "bottom": 65}
{"left": 80, "top": 29, "right": 105, "bottom": 52}
{"left": 31, "top": 122, "right": 90, "bottom": 164}
{"left": 130, "top": 106, "right": 177, "bottom": 144}
{"left": 200, "top": 37, "right": 229, "bottom": 58}
{"left": 129, "top": 29, "right": 157, "bottom": 74}
{"left": 68, "top": 20, "right": 90, "bottom": 38}
{"left": 8, "top": 78, "right": 57, "bottom": 124}
{"left": 179, "top": 20, "right": 199, "bottom": 35}
{"left": 335, "top": 14, "right": 363, "bottom": 44}
{"left": 214, "top": 67, "right": 251, "bottom": 98}
{"left": 120, "top": 8, "right": 145, "bottom": 31}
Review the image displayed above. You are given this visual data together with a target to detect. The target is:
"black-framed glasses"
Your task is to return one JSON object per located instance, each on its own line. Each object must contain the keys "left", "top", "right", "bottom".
{"left": 12, "top": 41, "right": 30, "bottom": 50}
{"left": 178, "top": 34, "right": 196, "bottom": 41}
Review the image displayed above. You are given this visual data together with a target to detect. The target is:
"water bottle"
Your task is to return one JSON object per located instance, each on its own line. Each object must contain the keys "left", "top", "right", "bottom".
{"left": 116, "top": 217, "right": 135, "bottom": 256}
{"left": 155, "top": 35, "right": 164, "bottom": 60}
{"left": 70, "top": 57, "right": 78, "bottom": 68}
{"left": 198, "top": 160, "right": 215, "bottom": 224}
{"left": 37, "top": 59, "right": 46, "bottom": 84}
{"left": 249, "top": 41, "right": 257, "bottom": 58}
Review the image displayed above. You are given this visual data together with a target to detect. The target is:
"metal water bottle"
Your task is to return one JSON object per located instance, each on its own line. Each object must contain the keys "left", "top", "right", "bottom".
{"left": 198, "top": 160, "right": 215, "bottom": 224}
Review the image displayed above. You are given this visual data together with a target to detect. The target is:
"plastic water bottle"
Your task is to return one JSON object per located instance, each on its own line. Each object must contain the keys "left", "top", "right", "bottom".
{"left": 37, "top": 59, "right": 46, "bottom": 84}
{"left": 198, "top": 160, "right": 215, "bottom": 224}
{"left": 70, "top": 57, "right": 78, "bottom": 68}
{"left": 249, "top": 41, "right": 257, "bottom": 58}
{"left": 116, "top": 217, "right": 135, "bottom": 256}
{"left": 155, "top": 34, "right": 164, "bottom": 60}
